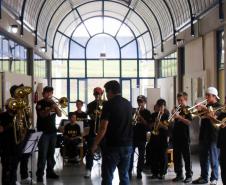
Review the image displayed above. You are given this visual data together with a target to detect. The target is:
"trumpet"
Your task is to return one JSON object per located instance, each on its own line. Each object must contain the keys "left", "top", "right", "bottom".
{"left": 168, "top": 104, "right": 181, "bottom": 122}
{"left": 132, "top": 106, "right": 141, "bottom": 125}
{"left": 51, "top": 96, "right": 68, "bottom": 116}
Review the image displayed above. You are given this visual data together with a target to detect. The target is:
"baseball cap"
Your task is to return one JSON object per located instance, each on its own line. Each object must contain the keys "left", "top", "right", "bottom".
{"left": 137, "top": 95, "right": 146, "bottom": 102}
{"left": 93, "top": 87, "right": 103, "bottom": 95}
{"left": 206, "top": 87, "right": 220, "bottom": 99}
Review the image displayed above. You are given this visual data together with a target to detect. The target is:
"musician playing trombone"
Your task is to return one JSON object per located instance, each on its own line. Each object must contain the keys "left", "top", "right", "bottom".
{"left": 171, "top": 92, "right": 193, "bottom": 183}
{"left": 36, "top": 86, "right": 62, "bottom": 182}
{"left": 192, "top": 87, "right": 221, "bottom": 185}
{"left": 129, "top": 95, "right": 151, "bottom": 179}
{"left": 148, "top": 99, "right": 169, "bottom": 180}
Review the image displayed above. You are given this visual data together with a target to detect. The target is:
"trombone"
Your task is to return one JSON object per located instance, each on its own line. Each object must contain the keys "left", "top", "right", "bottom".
{"left": 52, "top": 96, "right": 68, "bottom": 116}
{"left": 168, "top": 104, "right": 181, "bottom": 122}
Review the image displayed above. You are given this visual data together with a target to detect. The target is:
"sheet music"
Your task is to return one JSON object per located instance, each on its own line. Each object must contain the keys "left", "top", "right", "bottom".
{"left": 23, "top": 131, "right": 43, "bottom": 154}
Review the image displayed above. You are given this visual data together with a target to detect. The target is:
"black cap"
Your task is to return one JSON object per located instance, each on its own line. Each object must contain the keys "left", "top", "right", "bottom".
{"left": 137, "top": 95, "right": 146, "bottom": 102}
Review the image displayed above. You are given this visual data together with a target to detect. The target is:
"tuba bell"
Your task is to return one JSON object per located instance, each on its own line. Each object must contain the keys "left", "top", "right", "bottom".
{"left": 7, "top": 86, "right": 32, "bottom": 145}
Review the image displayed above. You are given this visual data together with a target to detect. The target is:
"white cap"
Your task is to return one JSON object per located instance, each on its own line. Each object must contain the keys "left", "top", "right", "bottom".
{"left": 206, "top": 87, "right": 220, "bottom": 99}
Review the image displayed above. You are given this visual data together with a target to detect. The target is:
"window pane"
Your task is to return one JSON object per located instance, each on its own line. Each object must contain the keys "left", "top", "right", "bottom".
{"left": 121, "top": 41, "right": 137, "bottom": 58}
{"left": 121, "top": 60, "right": 137, "bottom": 77}
{"left": 104, "top": 60, "right": 119, "bottom": 77}
{"left": 139, "top": 60, "right": 155, "bottom": 77}
{"left": 52, "top": 79, "right": 67, "bottom": 98}
{"left": 122, "top": 80, "right": 131, "bottom": 101}
{"left": 87, "top": 60, "right": 103, "bottom": 77}
{"left": 69, "top": 60, "right": 85, "bottom": 77}
{"left": 70, "top": 79, "right": 77, "bottom": 102}
{"left": 70, "top": 42, "right": 85, "bottom": 59}
{"left": 52, "top": 60, "right": 68, "bottom": 77}
{"left": 78, "top": 80, "right": 86, "bottom": 102}
{"left": 86, "top": 34, "right": 119, "bottom": 58}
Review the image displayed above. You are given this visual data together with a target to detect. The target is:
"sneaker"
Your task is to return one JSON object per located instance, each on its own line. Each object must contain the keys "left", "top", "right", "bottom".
{"left": 46, "top": 172, "right": 59, "bottom": 179}
{"left": 184, "top": 177, "right": 192, "bottom": 183}
{"left": 21, "top": 177, "right": 36, "bottom": 184}
{"left": 210, "top": 180, "right": 217, "bottom": 185}
{"left": 137, "top": 172, "right": 142, "bottom": 179}
{"left": 192, "top": 177, "right": 208, "bottom": 184}
{"left": 172, "top": 175, "right": 184, "bottom": 182}
{"left": 84, "top": 170, "right": 91, "bottom": 178}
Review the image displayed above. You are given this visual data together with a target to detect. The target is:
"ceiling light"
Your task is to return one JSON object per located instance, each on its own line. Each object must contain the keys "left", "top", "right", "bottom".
{"left": 11, "top": 25, "right": 18, "bottom": 33}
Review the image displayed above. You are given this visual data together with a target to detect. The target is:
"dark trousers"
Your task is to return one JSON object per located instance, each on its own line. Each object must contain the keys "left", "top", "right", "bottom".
{"left": 1, "top": 154, "right": 20, "bottom": 185}
{"left": 36, "top": 133, "right": 57, "bottom": 177}
{"left": 145, "top": 141, "right": 151, "bottom": 167}
{"left": 219, "top": 149, "right": 226, "bottom": 185}
{"left": 101, "top": 146, "right": 132, "bottom": 185}
{"left": 129, "top": 142, "right": 145, "bottom": 174}
{"left": 85, "top": 137, "right": 95, "bottom": 170}
{"left": 199, "top": 142, "right": 219, "bottom": 181}
{"left": 20, "top": 153, "right": 30, "bottom": 179}
{"left": 173, "top": 142, "right": 192, "bottom": 177}
{"left": 64, "top": 138, "right": 80, "bottom": 158}
{"left": 150, "top": 147, "right": 168, "bottom": 175}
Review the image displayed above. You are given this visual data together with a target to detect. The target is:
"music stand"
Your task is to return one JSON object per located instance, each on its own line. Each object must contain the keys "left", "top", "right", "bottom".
{"left": 23, "top": 131, "right": 43, "bottom": 185}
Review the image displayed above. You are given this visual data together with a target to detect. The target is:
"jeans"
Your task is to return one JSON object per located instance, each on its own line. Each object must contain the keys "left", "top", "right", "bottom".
{"left": 219, "top": 149, "right": 226, "bottom": 185}
{"left": 173, "top": 142, "right": 193, "bottom": 177}
{"left": 199, "top": 142, "right": 219, "bottom": 181}
{"left": 129, "top": 142, "right": 145, "bottom": 174}
{"left": 20, "top": 153, "right": 30, "bottom": 179}
{"left": 101, "top": 146, "right": 133, "bottom": 185}
{"left": 36, "top": 133, "right": 57, "bottom": 177}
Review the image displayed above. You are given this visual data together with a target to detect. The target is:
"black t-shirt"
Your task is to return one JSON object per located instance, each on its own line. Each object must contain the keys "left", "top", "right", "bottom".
{"left": 133, "top": 108, "right": 152, "bottom": 143}
{"left": 100, "top": 95, "right": 133, "bottom": 147}
{"left": 149, "top": 110, "right": 169, "bottom": 149}
{"left": 74, "top": 111, "right": 88, "bottom": 127}
{"left": 199, "top": 102, "right": 221, "bottom": 144}
{"left": 0, "top": 111, "right": 23, "bottom": 155}
{"left": 64, "top": 123, "right": 81, "bottom": 138}
{"left": 36, "top": 99, "right": 57, "bottom": 134}
{"left": 217, "top": 112, "right": 226, "bottom": 150}
{"left": 172, "top": 106, "right": 192, "bottom": 145}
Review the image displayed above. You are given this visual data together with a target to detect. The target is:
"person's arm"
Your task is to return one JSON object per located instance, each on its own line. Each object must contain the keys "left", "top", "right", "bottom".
{"left": 174, "top": 113, "right": 191, "bottom": 126}
{"left": 91, "top": 119, "right": 108, "bottom": 153}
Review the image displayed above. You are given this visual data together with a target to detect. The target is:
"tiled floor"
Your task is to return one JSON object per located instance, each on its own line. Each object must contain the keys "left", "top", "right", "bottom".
{"left": 0, "top": 149, "right": 223, "bottom": 185}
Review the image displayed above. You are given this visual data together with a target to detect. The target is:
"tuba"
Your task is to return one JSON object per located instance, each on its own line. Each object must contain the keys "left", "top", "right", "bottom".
{"left": 8, "top": 86, "right": 32, "bottom": 144}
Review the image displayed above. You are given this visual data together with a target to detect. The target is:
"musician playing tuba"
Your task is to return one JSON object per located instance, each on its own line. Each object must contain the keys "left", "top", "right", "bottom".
{"left": 0, "top": 84, "right": 32, "bottom": 185}
{"left": 146, "top": 99, "right": 169, "bottom": 180}
{"left": 36, "top": 86, "right": 62, "bottom": 182}
{"left": 129, "top": 95, "right": 151, "bottom": 179}
{"left": 171, "top": 92, "right": 193, "bottom": 183}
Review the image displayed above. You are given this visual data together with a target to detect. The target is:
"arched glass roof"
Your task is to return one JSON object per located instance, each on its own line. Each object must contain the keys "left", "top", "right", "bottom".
{"left": 2, "top": 0, "right": 219, "bottom": 58}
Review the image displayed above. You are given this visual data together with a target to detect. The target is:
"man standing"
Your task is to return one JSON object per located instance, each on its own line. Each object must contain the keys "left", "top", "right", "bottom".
{"left": 129, "top": 95, "right": 151, "bottom": 179}
{"left": 192, "top": 87, "right": 220, "bottom": 185}
{"left": 92, "top": 80, "right": 133, "bottom": 185}
{"left": 84, "top": 87, "right": 104, "bottom": 178}
{"left": 36, "top": 86, "right": 62, "bottom": 182}
{"left": 171, "top": 92, "right": 193, "bottom": 183}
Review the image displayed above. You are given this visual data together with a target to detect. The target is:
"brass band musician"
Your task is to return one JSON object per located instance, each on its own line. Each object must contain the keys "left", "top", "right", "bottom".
{"left": 171, "top": 92, "right": 193, "bottom": 183}
{"left": 129, "top": 95, "right": 151, "bottom": 179}
{"left": 148, "top": 99, "right": 169, "bottom": 180}
{"left": 84, "top": 87, "right": 104, "bottom": 178}
{"left": 36, "top": 86, "right": 62, "bottom": 182}
{"left": 192, "top": 87, "right": 221, "bottom": 185}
